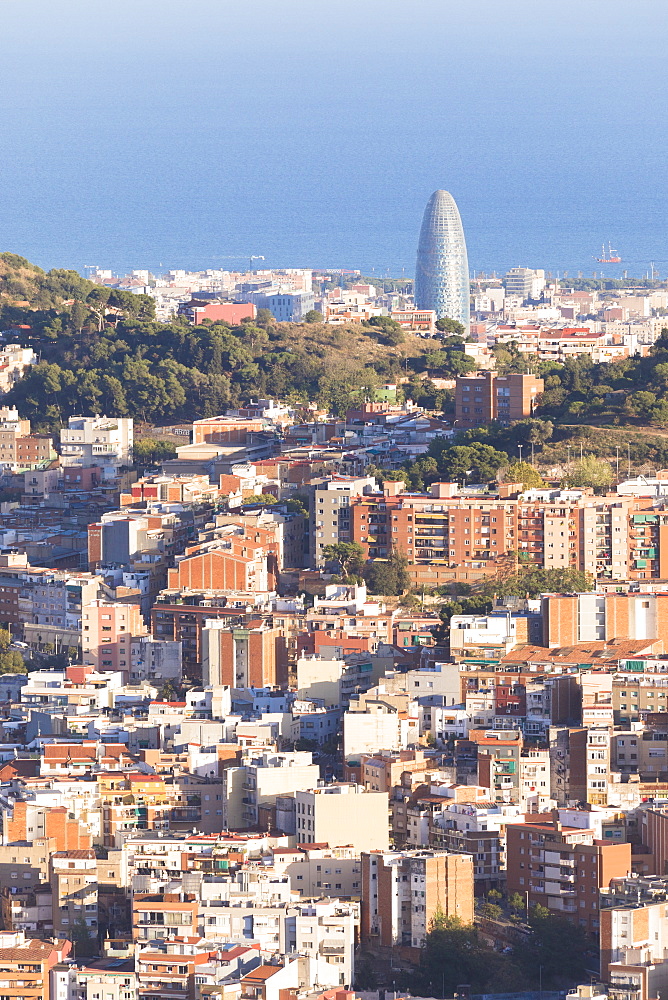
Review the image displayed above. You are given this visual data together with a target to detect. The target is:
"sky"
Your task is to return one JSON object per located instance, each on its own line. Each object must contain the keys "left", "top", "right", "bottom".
{"left": 0, "top": 0, "right": 666, "bottom": 276}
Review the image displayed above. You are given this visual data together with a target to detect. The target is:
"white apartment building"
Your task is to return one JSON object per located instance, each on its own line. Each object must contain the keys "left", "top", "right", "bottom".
{"left": 343, "top": 700, "right": 419, "bottom": 760}
{"left": 60, "top": 415, "right": 133, "bottom": 467}
{"left": 0, "top": 346, "right": 36, "bottom": 393}
{"left": 294, "top": 784, "right": 389, "bottom": 852}
{"left": 288, "top": 899, "right": 358, "bottom": 986}
{"left": 222, "top": 751, "right": 320, "bottom": 830}
{"left": 130, "top": 635, "right": 182, "bottom": 685}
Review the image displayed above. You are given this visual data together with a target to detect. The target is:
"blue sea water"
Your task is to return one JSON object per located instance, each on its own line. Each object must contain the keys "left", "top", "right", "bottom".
{"left": 1, "top": 0, "right": 667, "bottom": 281}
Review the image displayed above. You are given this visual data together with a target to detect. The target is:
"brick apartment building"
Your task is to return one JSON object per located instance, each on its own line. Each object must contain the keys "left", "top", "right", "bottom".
{"left": 81, "top": 599, "right": 148, "bottom": 675}
{"left": 542, "top": 591, "right": 668, "bottom": 647}
{"left": 505, "top": 815, "right": 631, "bottom": 933}
{"left": 3, "top": 800, "right": 92, "bottom": 852}
{"left": 360, "top": 849, "right": 473, "bottom": 949}
{"left": 202, "top": 619, "right": 288, "bottom": 687}
{"left": 454, "top": 372, "right": 544, "bottom": 428}
{"left": 346, "top": 480, "right": 664, "bottom": 587}
{"left": 167, "top": 524, "right": 279, "bottom": 593}
{"left": 0, "top": 933, "right": 71, "bottom": 1000}
{"left": 151, "top": 592, "right": 272, "bottom": 672}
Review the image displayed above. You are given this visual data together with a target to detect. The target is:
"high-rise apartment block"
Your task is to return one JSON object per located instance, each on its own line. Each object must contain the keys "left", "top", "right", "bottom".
{"left": 504, "top": 267, "right": 546, "bottom": 301}
{"left": 344, "top": 480, "right": 665, "bottom": 587}
{"left": 60, "top": 415, "right": 133, "bottom": 467}
{"left": 455, "top": 371, "right": 544, "bottom": 428}
{"left": 360, "top": 850, "right": 473, "bottom": 949}
{"left": 506, "top": 816, "right": 631, "bottom": 933}
{"left": 312, "top": 475, "right": 375, "bottom": 567}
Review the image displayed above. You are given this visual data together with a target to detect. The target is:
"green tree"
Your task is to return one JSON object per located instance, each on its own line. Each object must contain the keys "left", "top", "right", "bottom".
{"left": 69, "top": 299, "right": 88, "bottom": 334}
{"left": 365, "top": 315, "right": 405, "bottom": 345}
{"left": 284, "top": 495, "right": 309, "bottom": 516}
{"left": 304, "top": 310, "right": 323, "bottom": 323}
{"left": 514, "top": 908, "right": 589, "bottom": 987}
{"left": 415, "top": 915, "right": 522, "bottom": 996}
{"left": 323, "top": 542, "right": 366, "bottom": 578}
{"left": 242, "top": 494, "right": 278, "bottom": 506}
{"left": 508, "top": 891, "right": 526, "bottom": 915}
{"left": 255, "top": 308, "right": 274, "bottom": 326}
{"left": 493, "top": 340, "right": 526, "bottom": 373}
{"left": 0, "top": 650, "right": 28, "bottom": 674}
{"left": 133, "top": 438, "right": 177, "bottom": 466}
{"left": 480, "top": 567, "right": 593, "bottom": 600}
{"left": 71, "top": 915, "right": 97, "bottom": 958}
{"left": 364, "top": 548, "right": 411, "bottom": 595}
{"left": 563, "top": 454, "right": 614, "bottom": 490}
{"left": 436, "top": 317, "right": 465, "bottom": 336}
{"left": 510, "top": 417, "right": 554, "bottom": 446}
{"left": 158, "top": 681, "right": 178, "bottom": 702}
{"left": 627, "top": 390, "right": 658, "bottom": 418}
{"left": 429, "top": 440, "right": 508, "bottom": 482}
{"left": 503, "top": 461, "right": 545, "bottom": 489}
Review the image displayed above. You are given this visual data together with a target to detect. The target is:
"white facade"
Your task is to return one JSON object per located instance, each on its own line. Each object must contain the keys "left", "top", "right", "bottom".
{"left": 0, "top": 346, "right": 36, "bottom": 393}
{"left": 60, "top": 415, "right": 133, "bottom": 467}
{"left": 343, "top": 705, "right": 417, "bottom": 760}
{"left": 222, "top": 751, "right": 320, "bottom": 830}
{"left": 130, "top": 636, "right": 182, "bottom": 685}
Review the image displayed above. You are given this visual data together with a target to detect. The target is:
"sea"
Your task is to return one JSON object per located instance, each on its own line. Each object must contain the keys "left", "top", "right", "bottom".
{"left": 1, "top": 0, "right": 667, "bottom": 282}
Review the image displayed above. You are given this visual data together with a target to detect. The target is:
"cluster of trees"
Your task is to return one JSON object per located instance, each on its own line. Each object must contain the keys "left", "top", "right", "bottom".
{"left": 7, "top": 252, "right": 668, "bottom": 484}
{"left": 534, "top": 333, "right": 668, "bottom": 425}
{"left": 408, "top": 909, "right": 590, "bottom": 996}
{"left": 436, "top": 566, "right": 593, "bottom": 633}
{"left": 322, "top": 542, "right": 411, "bottom": 596}
{"left": 0, "top": 254, "right": 460, "bottom": 430}
{"left": 133, "top": 438, "right": 178, "bottom": 467}
{"left": 0, "top": 629, "right": 29, "bottom": 674}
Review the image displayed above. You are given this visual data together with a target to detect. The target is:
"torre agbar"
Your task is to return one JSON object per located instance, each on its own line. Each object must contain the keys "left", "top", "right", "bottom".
{"left": 415, "top": 189, "right": 470, "bottom": 327}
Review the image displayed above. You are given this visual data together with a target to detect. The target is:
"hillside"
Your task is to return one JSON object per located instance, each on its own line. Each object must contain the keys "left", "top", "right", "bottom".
{"left": 0, "top": 253, "right": 451, "bottom": 430}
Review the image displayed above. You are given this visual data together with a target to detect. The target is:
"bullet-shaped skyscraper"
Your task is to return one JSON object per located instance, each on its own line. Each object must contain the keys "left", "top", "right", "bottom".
{"left": 415, "top": 190, "right": 470, "bottom": 328}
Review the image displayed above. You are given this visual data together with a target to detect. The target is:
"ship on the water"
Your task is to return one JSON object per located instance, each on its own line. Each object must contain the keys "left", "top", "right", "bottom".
{"left": 595, "top": 242, "right": 621, "bottom": 263}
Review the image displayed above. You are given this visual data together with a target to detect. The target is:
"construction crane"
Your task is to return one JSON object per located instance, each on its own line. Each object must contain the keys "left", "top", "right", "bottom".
{"left": 249, "top": 255, "right": 265, "bottom": 272}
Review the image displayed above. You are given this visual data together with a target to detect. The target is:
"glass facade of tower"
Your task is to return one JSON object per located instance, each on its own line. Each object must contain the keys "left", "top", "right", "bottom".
{"left": 414, "top": 190, "right": 470, "bottom": 327}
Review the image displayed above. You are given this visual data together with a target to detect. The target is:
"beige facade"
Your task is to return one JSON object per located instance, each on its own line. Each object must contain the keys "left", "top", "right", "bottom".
{"left": 222, "top": 751, "right": 320, "bottom": 831}
{"left": 312, "top": 476, "right": 375, "bottom": 567}
{"left": 295, "top": 785, "right": 390, "bottom": 852}
{"left": 360, "top": 849, "right": 474, "bottom": 948}
{"left": 50, "top": 850, "right": 98, "bottom": 938}
{"left": 82, "top": 600, "right": 148, "bottom": 674}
